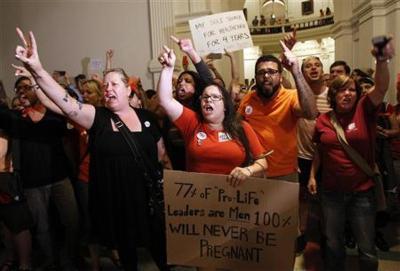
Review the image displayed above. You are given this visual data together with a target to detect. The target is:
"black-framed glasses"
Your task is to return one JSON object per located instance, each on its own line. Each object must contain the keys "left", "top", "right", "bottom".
{"left": 200, "top": 94, "right": 223, "bottom": 101}
{"left": 256, "top": 69, "right": 280, "bottom": 77}
{"left": 15, "top": 85, "right": 33, "bottom": 94}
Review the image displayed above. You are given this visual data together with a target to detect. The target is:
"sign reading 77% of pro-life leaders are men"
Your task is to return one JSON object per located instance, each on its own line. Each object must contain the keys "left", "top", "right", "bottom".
{"left": 163, "top": 170, "right": 299, "bottom": 271}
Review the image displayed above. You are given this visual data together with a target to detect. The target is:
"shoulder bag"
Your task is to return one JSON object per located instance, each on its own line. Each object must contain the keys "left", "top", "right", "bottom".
{"left": 110, "top": 112, "right": 164, "bottom": 216}
{"left": 329, "top": 111, "right": 386, "bottom": 210}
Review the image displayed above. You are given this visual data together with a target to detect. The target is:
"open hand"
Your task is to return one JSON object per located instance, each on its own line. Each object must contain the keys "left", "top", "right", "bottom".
{"left": 280, "top": 40, "right": 299, "bottom": 72}
{"left": 282, "top": 27, "right": 297, "bottom": 50}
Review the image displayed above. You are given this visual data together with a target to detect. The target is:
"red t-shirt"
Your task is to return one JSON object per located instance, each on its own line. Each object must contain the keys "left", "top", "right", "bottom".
{"left": 314, "top": 95, "right": 377, "bottom": 192}
{"left": 174, "top": 107, "right": 265, "bottom": 175}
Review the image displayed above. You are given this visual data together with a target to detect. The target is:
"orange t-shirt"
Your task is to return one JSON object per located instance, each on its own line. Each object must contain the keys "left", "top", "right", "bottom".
{"left": 238, "top": 87, "right": 300, "bottom": 177}
{"left": 174, "top": 107, "right": 265, "bottom": 175}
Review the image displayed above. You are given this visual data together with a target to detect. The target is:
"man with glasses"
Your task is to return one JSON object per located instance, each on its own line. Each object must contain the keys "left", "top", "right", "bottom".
{"left": 0, "top": 76, "right": 79, "bottom": 270}
{"left": 238, "top": 44, "right": 317, "bottom": 182}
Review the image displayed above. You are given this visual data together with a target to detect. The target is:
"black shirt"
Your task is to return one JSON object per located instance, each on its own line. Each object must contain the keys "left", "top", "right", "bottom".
{"left": 0, "top": 105, "right": 69, "bottom": 188}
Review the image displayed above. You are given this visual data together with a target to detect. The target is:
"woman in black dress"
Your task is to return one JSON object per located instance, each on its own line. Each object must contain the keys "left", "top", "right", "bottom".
{"left": 15, "top": 28, "right": 169, "bottom": 271}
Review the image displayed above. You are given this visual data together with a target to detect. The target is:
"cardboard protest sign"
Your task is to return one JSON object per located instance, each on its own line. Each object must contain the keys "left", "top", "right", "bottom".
{"left": 164, "top": 170, "right": 299, "bottom": 271}
{"left": 189, "top": 10, "right": 253, "bottom": 56}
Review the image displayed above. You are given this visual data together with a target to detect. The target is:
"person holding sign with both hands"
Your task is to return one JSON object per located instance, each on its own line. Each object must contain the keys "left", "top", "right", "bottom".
{"left": 158, "top": 38, "right": 267, "bottom": 188}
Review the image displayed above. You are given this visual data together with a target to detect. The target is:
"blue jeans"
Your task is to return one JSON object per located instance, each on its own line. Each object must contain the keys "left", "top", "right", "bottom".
{"left": 25, "top": 178, "right": 79, "bottom": 268}
{"left": 321, "top": 189, "right": 378, "bottom": 271}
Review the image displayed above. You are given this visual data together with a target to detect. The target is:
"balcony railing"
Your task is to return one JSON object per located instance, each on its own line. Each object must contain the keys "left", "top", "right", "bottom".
{"left": 249, "top": 14, "right": 334, "bottom": 35}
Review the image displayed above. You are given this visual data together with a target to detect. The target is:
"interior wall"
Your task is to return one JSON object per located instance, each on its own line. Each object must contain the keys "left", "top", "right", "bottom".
{"left": 341, "top": 0, "right": 400, "bottom": 103}
{"left": 0, "top": 0, "right": 153, "bottom": 97}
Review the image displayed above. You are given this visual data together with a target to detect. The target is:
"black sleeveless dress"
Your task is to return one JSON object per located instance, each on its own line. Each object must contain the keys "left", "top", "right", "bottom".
{"left": 88, "top": 107, "right": 161, "bottom": 247}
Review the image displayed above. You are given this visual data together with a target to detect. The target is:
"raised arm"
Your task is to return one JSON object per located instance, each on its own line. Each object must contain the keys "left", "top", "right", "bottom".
{"left": 280, "top": 40, "right": 317, "bottom": 119}
{"left": 225, "top": 49, "right": 239, "bottom": 82}
{"left": 105, "top": 49, "right": 114, "bottom": 71}
{"left": 15, "top": 28, "right": 95, "bottom": 129}
{"left": 157, "top": 46, "right": 183, "bottom": 121}
{"left": 368, "top": 37, "right": 395, "bottom": 106}
{"left": 170, "top": 35, "right": 214, "bottom": 85}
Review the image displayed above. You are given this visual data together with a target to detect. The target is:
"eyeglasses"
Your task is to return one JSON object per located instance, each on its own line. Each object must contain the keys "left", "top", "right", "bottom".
{"left": 15, "top": 85, "right": 33, "bottom": 94}
{"left": 256, "top": 69, "right": 280, "bottom": 77}
{"left": 200, "top": 94, "right": 223, "bottom": 101}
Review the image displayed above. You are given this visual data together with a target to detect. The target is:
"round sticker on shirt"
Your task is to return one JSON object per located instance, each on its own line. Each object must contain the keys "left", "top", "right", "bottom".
{"left": 144, "top": 121, "right": 151, "bottom": 128}
{"left": 196, "top": 132, "right": 207, "bottom": 140}
{"left": 245, "top": 105, "right": 253, "bottom": 115}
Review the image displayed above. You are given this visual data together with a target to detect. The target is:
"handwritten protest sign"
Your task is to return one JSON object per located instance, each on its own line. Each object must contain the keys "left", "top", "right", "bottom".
{"left": 88, "top": 58, "right": 103, "bottom": 74}
{"left": 164, "top": 170, "right": 299, "bottom": 271}
{"left": 189, "top": 10, "right": 253, "bottom": 56}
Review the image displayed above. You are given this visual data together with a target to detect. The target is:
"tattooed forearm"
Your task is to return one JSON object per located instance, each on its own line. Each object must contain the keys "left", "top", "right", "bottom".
{"left": 292, "top": 70, "right": 318, "bottom": 120}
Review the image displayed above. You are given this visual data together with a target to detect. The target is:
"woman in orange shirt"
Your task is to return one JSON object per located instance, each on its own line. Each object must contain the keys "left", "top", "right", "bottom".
{"left": 158, "top": 45, "right": 267, "bottom": 186}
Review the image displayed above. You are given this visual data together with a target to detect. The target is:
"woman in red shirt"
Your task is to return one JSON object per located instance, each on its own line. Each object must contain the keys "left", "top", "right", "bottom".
{"left": 308, "top": 38, "right": 394, "bottom": 271}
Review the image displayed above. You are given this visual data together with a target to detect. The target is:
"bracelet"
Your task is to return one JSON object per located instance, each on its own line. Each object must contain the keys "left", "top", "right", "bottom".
{"left": 31, "top": 84, "right": 40, "bottom": 90}
{"left": 375, "top": 59, "right": 391, "bottom": 64}
{"left": 254, "top": 160, "right": 266, "bottom": 170}
{"left": 245, "top": 167, "right": 253, "bottom": 176}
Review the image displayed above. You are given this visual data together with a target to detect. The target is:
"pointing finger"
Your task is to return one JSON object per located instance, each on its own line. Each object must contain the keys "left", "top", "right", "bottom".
{"left": 170, "top": 35, "right": 180, "bottom": 44}
{"left": 163, "top": 45, "right": 171, "bottom": 54}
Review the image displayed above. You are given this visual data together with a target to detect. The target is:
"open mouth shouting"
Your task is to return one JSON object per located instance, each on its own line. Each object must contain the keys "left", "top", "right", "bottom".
{"left": 203, "top": 104, "right": 214, "bottom": 114}
{"left": 104, "top": 92, "right": 116, "bottom": 101}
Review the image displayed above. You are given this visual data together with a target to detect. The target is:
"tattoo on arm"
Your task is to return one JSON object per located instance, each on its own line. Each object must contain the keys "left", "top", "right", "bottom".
{"left": 76, "top": 99, "right": 83, "bottom": 110}
{"left": 63, "top": 92, "right": 69, "bottom": 103}
{"left": 67, "top": 110, "right": 78, "bottom": 118}
{"left": 293, "top": 72, "right": 317, "bottom": 119}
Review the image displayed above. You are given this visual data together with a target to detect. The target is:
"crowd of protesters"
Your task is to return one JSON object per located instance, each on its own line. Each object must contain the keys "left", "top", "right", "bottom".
{"left": 0, "top": 26, "right": 397, "bottom": 271}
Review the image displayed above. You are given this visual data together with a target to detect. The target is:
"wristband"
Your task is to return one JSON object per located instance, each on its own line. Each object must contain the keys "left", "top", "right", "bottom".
{"left": 245, "top": 167, "right": 253, "bottom": 176}
{"left": 254, "top": 161, "right": 266, "bottom": 170}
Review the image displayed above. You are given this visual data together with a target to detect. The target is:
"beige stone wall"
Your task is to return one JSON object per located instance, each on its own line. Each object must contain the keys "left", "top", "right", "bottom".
{"left": 0, "top": 0, "right": 152, "bottom": 96}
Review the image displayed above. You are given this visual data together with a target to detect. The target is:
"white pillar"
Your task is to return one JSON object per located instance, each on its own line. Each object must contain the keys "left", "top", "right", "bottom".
{"left": 148, "top": 0, "right": 175, "bottom": 88}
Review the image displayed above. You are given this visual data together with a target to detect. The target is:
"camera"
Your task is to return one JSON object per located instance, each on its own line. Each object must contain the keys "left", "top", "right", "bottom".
{"left": 371, "top": 35, "right": 391, "bottom": 56}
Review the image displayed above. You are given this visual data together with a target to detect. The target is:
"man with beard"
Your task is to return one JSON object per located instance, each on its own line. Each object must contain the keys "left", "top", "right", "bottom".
{"left": 0, "top": 76, "right": 79, "bottom": 270}
{"left": 238, "top": 43, "right": 317, "bottom": 181}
